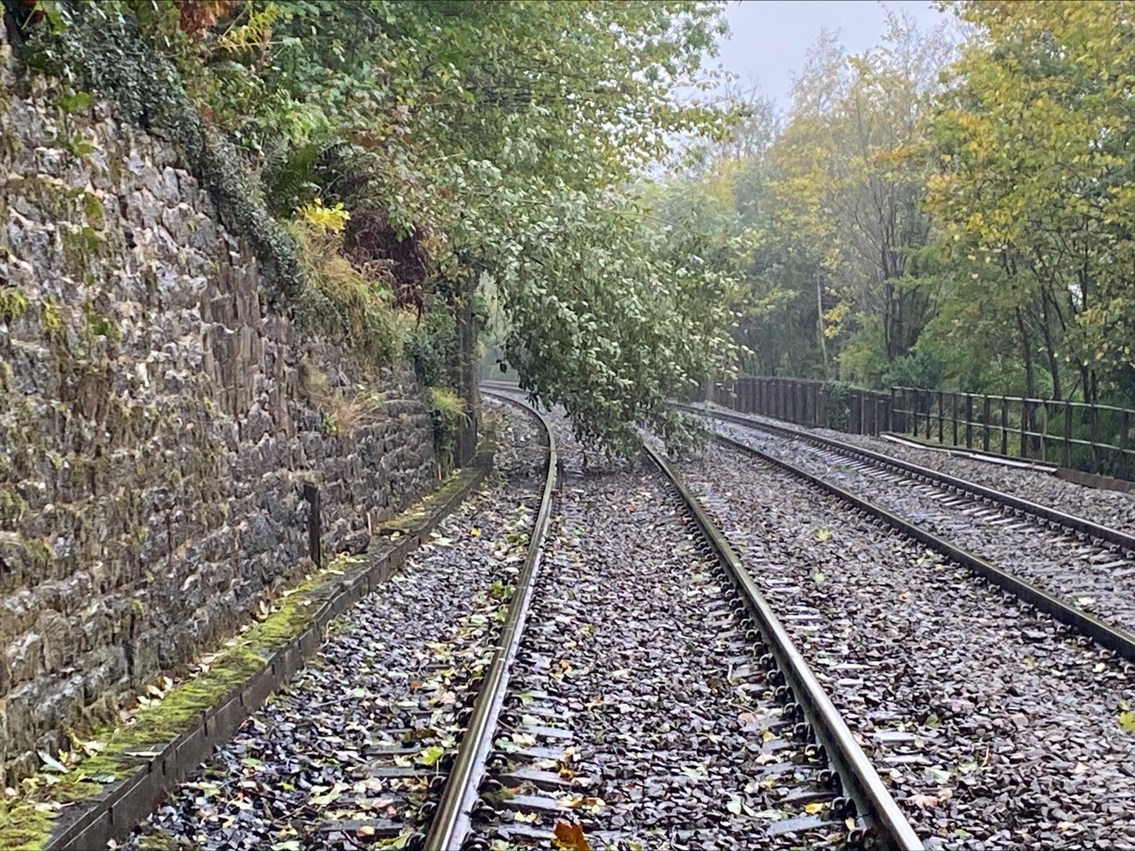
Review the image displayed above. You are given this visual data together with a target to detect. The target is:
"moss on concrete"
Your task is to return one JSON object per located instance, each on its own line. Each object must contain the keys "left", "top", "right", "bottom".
{"left": 377, "top": 465, "right": 474, "bottom": 534}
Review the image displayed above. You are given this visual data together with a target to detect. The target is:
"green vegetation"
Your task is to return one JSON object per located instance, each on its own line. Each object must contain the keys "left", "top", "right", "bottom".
{"left": 662, "top": 3, "right": 1135, "bottom": 413}
{"left": 428, "top": 385, "right": 467, "bottom": 470}
{"left": 0, "top": 446, "right": 487, "bottom": 849}
{"left": 8, "top": 0, "right": 743, "bottom": 455}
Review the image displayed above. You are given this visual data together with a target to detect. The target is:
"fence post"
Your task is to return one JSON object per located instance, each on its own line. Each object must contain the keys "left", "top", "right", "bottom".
{"left": 1019, "top": 398, "right": 1029, "bottom": 458}
{"left": 1040, "top": 401, "right": 1049, "bottom": 463}
{"left": 1000, "top": 396, "right": 1007, "bottom": 452}
{"left": 980, "top": 397, "right": 989, "bottom": 456}
{"left": 935, "top": 391, "right": 943, "bottom": 444}
{"left": 1122, "top": 408, "right": 1131, "bottom": 458}
{"left": 965, "top": 394, "right": 974, "bottom": 449}
{"left": 1063, "top": 402, "right": 1073, "bottom": 468}
{"left": 950, "top": 393, "right": 958, "bottom": 447}
{"left": 1091, "top": 404, "right": 1100, "bottom": 473}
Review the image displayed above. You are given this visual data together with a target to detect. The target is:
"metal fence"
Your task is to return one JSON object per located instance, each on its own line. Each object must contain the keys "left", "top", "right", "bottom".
{"left": 708, "top": 377, "right": 892, "bottom": 436}
{"left": 704, "top": 377, "right": 1135, "bottom": 481}
{"left": 891, "top": 386, "right": 1134, "bottom": 479}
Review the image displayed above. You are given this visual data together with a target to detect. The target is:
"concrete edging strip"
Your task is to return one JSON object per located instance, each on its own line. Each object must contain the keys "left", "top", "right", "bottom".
{"left": 42, "top": 445, "right": 494, "bottom": 851}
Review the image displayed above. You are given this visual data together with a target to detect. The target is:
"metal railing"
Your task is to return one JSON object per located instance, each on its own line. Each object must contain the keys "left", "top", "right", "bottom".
{"left": 891, "top": 386, "right": 1134, "bottom": 478}
{"left": 706, "top": 377, "right": 892, "bottom": 437}
{"left": 702, "top": 377, "right": 1135, "bottom": 481}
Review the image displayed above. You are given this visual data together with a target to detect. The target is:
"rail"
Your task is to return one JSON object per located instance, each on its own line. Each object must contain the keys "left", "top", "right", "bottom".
{"left": 702, "top": 377, "right": 1135, "bottom": 481}
{"left": 644, "top": 441, "right": 924, "bottom": 851}
{"left": 687, "top": 405, "right": 1135, "bottom": 664}
{"left": 424, "top": 392, "right": 557, "bottom": 850}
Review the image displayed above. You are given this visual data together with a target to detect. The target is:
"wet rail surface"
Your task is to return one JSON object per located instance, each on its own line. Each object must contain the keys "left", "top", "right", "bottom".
{"left": 682, "top": 404, "right": 1135, "bottom": 660}
{"left": 672, "top": 435, "right": 1135, "bottom": 850}
{"left": 469, "top": 389, "right": 919, "bottom": 851}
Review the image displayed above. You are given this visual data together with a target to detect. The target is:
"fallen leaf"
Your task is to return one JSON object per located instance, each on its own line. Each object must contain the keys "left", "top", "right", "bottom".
{"left": 924, "top": 766, "right": 951, "bottom": 784}
{"left": 553, "top": 820, "right": 590, "bottom": 851}
{"left": 751, "top": 808, "right": 788, "bottom": 821}
{"left": 803, "top": 802, "right": 826, "bottom": 814}
{"left": 38, "top": 751, "right": 68, "bottom": 774}
{"left": 1119, "top": 711, "right": 1135, "bottom": 733}
{"left": 909, "top": 794, "right": 939, "bottom": 809}
{"left": 726, "top": 797, "right": 743, "bottom": 815}
{"left": 419, "top": 746, "right": 446, "bottom": 767}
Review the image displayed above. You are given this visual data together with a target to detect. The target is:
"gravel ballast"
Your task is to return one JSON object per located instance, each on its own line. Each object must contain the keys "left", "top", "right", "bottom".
{"left": 127, "top": 400, "right": 547, "bottom": 850}
{"left": 677, "top": 441, "right": 1135, "bottom": 851}
{"left": 711, "top": 420, "right": 1135, "bottom": 637}
{"left": 470, "top": 406, "right": 847, "bottom": 851}
{"left": 693, "top": 405, "right": 1135, "bottom": 531}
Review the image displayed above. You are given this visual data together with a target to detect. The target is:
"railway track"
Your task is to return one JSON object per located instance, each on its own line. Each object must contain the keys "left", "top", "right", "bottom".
{"left": 462, "top": 389, "right": 922, "bottom": 851}
{"left": 130, "top": 400, "right": 551, "bottom": 851}
{"left": 135, "top": 388, "right": 924, "bottom": 849}
{"left": 680, "top": 403, "right": 1135, "bottom": 661}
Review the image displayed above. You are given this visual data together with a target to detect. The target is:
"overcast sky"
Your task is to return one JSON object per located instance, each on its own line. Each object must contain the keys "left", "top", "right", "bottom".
{"left": 715, "top": 1, "right": 949, "bottom": 110}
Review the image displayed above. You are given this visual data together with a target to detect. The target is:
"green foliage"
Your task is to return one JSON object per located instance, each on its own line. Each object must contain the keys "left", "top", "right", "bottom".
{"left": 287, "top": 220, "right": 406, "bottom": 370}
{"left": 409, "top": 307, "right": 456, "bottom": 390}
{"left": 25, "top": 1, "right": 306, "bottom": 302}
{"left": 927, "top": 1, "right": 1135, "bottom": 404}
{"left": 822, "top": 381, "right": 853, "bottom": 432}
{"left": 427, "top": 386, "right": 466, "bottom": 469}
{"left": 0, "top": 287, "right": 30, "bottom": 323}
{"left": 15, "top": 0, "right": 740, "bottom": 453}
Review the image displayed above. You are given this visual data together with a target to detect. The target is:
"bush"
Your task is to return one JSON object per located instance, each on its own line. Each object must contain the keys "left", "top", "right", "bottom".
{"left": 427, "top": 386, "right": 466, "bottom": 470}
{"left": 823, "top": 381, "right": 852, "bottom": 432}
{"left": 287, "top": 220, "right": 407, "bottom": 370}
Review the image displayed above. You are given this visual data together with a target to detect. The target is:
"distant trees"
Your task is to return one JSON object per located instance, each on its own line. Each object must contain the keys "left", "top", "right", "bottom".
{"left": 666, "top": 2, "right": 1135, "bottom": 409}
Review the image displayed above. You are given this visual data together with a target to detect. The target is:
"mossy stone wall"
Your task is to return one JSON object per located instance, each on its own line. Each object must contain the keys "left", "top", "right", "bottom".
{"left": 0, "top": 25, "right": 436, "bottom": 785}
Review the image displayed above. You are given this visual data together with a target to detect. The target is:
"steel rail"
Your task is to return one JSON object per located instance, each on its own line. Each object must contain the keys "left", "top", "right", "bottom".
{"left": 642, "top": 441, "right": 925, "bottom": 851}
{"left": 706, "top": 429, "right": 1135, "bottom": 663}
{"left": 423, "top": 392, "right": 558, "bottom": 851}
{"left": 677, "top": 403, "right": 1135, "bottom": 553}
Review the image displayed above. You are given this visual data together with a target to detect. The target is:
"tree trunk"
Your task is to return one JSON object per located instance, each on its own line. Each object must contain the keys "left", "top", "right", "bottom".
{"left": 815, "top": 274, "right": 829, "bottom": 377}
{"left": 1015, "top": 307, "right": 1036, "bottom": 399}
{"left": 454, "top": 290, "right": 479, "bottom": 466}
{"left": 1040, "top": 289, "right": 1062, "bottom": 401}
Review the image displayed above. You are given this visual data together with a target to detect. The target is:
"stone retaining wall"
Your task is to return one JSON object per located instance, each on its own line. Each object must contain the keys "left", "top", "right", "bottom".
{"left": 0, "top": 26, "right": 437, "bottom": 784}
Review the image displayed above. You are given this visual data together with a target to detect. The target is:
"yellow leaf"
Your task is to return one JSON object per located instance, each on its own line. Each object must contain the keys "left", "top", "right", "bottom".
{"left": 804, "top": 802, "right": 826, "bottom": 814}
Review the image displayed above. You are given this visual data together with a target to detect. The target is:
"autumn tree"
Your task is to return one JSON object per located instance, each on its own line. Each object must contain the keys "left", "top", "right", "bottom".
{"left": 929, "top": 0, "right": 1135, "bottom": 404}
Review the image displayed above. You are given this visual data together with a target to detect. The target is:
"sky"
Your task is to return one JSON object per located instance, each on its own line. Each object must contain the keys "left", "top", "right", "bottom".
{"left": 714, "top": 1, "right": 949, "bottom": 111}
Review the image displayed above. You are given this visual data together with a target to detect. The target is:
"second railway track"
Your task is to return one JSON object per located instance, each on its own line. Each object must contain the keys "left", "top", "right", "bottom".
{"left": 681, "top": 404, "right": 1135, "bottom": 659}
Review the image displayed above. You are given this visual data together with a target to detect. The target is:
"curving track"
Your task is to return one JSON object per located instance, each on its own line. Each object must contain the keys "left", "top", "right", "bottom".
{"left": 464, "top": 388, "right": 921, "bottom": 851}
{"left": 671, "top": 404, "right": 1135, "bottom": 850}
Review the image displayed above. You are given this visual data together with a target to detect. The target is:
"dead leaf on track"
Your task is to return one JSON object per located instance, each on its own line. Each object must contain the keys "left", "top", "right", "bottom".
{"left": 553, "top": 820, "right": 591, "bottom": 851}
